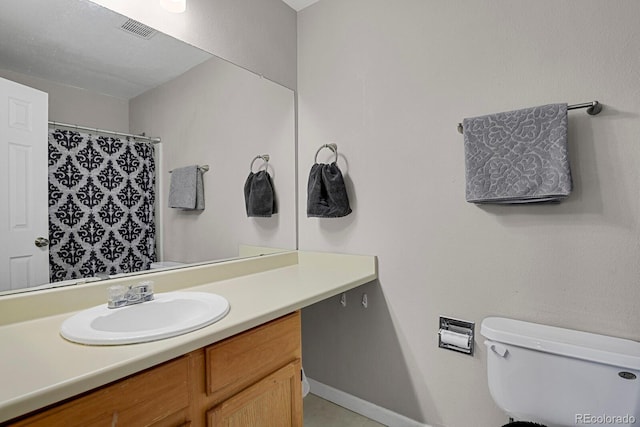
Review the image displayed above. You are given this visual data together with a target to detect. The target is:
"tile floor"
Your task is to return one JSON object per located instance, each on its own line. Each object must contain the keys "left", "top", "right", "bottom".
{"left": 303, "top": 394, "right": 386, "bottom": 427}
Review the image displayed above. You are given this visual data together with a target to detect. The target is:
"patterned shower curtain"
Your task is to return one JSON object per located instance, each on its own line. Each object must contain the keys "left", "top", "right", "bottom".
{"left": 48, "top": 128, "right": 156, "bottom": 282}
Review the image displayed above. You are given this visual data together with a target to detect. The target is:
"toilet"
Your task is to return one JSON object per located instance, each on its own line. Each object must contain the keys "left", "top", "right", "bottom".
{"left": 481, "top": 317, "right": 640, "bottom": 427}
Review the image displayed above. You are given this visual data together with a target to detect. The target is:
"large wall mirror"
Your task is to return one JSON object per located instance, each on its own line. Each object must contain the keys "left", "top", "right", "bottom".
{"left": 0, "top": 0, "right": 296, "bottom": 294}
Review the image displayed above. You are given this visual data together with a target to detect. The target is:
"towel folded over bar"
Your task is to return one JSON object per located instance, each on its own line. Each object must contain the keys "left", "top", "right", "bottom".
{"left": 463, "top": 103, "right": 572, "bottom": 204}
{"left": 168, "top": 165, "right": 205, "bottom": 210}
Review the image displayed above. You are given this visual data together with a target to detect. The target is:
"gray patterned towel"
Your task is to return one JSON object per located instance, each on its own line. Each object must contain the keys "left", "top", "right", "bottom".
{"left": 463, "top": 103, "right": 572, "bottom": 204}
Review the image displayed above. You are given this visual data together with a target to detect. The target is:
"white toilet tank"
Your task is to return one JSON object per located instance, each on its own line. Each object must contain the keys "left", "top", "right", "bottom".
{"left": 481, "top": 317, "right": 640, "bottom": 427}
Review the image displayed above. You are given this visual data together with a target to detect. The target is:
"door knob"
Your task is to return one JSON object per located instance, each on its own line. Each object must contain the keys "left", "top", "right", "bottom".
{"left": 34, "top": 237, "right": 49, "bottom": 248}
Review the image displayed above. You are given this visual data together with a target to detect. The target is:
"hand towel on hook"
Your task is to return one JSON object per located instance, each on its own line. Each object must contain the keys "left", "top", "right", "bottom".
{"left": 307, "top": 162, "right": 352, "bottom": 218}
{"left": 244, "top": 170, "right": 277, "bottom": 217}
{"left": 463, "top": 103, "right": 572, "bottom": 204}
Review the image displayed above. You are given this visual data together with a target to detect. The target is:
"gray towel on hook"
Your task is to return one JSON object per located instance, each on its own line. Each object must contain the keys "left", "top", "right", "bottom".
{"left": 307, "top": 162, "right": 352, "bottom": 217}
{"left": 463, "top": 103, "right": 572, "bottom": 204}
{"left": 168, "top": 165, "right": 205, "bottom": 210}
{"left": 244, "top": 170, "right": 277, "bottom": 217}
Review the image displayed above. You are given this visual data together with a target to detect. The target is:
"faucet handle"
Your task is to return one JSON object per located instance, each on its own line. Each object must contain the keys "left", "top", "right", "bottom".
{"left": 107, "top": 281, "right": 155, "bottom": 308}
{"left": 107, "top": 285, "right": 128, "bottom": 308}
{"left": 131, "top": 281, "right": 155, "bottom": 301}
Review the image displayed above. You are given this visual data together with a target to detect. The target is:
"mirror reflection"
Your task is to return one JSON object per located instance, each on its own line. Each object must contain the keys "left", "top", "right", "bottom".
{"left": 0, "top": 0, "right": 296, "bottom": 294}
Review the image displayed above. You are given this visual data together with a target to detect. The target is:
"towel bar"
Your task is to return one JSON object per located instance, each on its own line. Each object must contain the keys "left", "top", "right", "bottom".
{"left": 457, "top": 101, "right": 602, "bottom": 134}
{"left": 169, "top": 165, "right": 209, "bottom": 173}
{"left": 250, "top": 154, "right": 270, "bottom": 173}
{"left": 314, "top": 143, "right": 338, "bottom": 163}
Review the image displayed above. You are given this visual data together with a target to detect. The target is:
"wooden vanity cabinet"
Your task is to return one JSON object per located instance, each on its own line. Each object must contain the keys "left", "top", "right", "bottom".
{"left": 8, "top": 311, "right": 302, "bottom": 427}
{"left": 9, "top": 355, "right": 191, "bottom": 427}
{"left": 207, "top": 361, "right": 301, "bottom": 426}
{"left": 203, "top": 311, "right": 302, "bottom": 426}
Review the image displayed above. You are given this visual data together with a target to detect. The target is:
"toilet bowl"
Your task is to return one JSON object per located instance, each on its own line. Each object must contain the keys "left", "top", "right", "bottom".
{"left": 481, "top": 317, "right": 640, "bottom": 427}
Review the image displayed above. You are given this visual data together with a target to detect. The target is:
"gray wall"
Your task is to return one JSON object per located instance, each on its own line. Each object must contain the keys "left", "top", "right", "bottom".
{"left": 90, "top": 0, "right": 297, "bottom": 90}
{"left": 0, "top": 68, "right": 129, "bottom": 132}
{"left": 297, "top": 1, "right": 640, "bottom": 426}
{"left": 130, "top": 56, "right": 296, "bottom": 263}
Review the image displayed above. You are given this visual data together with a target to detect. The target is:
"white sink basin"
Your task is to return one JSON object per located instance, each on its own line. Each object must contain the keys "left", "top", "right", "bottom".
{"left": 60, "top": 291, "right": 230, "bottom": 345}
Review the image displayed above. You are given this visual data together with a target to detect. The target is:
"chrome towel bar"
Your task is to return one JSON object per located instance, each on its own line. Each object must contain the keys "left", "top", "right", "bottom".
{"left": 169, "top": 165, "right": 209, "bottom": 173}
{"left": 457, "top": 100, "right": 602, "bottom": 134}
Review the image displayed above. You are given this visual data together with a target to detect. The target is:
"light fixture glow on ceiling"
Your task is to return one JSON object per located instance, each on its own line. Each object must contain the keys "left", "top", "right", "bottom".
{"left": 160, "top": 0, "right": 186, "bottom": 13}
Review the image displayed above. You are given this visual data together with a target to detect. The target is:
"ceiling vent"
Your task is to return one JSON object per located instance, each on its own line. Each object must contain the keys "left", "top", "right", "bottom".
{"left": 119, "top": 19, "right": 157, "bottom": 40}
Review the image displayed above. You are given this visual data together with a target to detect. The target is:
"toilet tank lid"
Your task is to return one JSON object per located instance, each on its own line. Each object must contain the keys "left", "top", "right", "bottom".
{"left": 481, "top": 317, "right": 640, "bottom": 370}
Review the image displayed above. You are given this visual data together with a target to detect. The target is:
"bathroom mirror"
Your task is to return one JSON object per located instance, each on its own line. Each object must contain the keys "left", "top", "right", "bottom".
{"left": 0, "top": 0, "right": 296, "bottom": 294}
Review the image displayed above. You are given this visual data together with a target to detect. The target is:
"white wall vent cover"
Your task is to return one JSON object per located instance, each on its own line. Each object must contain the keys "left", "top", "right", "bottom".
{"left": 119, "top": 19, "right": 157, "bottom": 40}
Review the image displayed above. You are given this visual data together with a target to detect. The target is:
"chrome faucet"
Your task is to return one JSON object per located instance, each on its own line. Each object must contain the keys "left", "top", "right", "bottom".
{"left": 107, "top": 281, "right": 154, "bottom": 309}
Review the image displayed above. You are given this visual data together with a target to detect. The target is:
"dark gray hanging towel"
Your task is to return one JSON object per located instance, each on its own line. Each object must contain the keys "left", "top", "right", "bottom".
{"left": 463, "top": 103, "right": 572, "bottom": 204}
{"left": 244, "top": 170, "right": 277, "bottom": 217}
{"left": 168, "top": 165, "right": 205, "bottom": 210}
{"left": 307, "top": 162, "right": 352, "bottom": 217}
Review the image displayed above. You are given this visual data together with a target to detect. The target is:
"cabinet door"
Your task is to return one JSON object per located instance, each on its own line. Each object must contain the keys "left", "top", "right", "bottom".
{"left": 207, "top": 360, "right": 302, "bottom": 427}
{"left": 205, "top": 311, "right": 301, "bottom": 403}
{"left": 9, "top": 356, "right": 190, "bottom": 427}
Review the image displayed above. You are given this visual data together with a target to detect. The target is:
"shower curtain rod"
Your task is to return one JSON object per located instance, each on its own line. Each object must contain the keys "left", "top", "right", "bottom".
{"left": 48, "top": 121, "right": 161, "bottom": 144}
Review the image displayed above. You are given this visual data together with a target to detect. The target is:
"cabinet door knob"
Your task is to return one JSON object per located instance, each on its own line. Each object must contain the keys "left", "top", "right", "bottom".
{"left": 35, "top": 237, "right": 49, "bottom": 248}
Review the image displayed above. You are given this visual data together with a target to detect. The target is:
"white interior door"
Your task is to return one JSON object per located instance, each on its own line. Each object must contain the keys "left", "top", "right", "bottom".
{"left": 0, "top": 77, "right": 49, "bottom": 291}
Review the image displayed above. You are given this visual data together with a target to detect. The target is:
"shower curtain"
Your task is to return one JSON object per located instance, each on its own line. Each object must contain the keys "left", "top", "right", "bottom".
{"left": 48, "top": 128, "right": 156, "bottom": 282}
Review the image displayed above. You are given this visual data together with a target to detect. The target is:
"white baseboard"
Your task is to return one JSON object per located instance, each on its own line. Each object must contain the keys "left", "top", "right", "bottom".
{"left": 306, "top": 378, "right": 431, "bottom": 427}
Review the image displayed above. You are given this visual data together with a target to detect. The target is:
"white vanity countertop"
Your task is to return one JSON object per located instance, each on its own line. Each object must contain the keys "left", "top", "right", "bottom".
{"left": 0, "top": 250, "right": 377, "bottom": 423}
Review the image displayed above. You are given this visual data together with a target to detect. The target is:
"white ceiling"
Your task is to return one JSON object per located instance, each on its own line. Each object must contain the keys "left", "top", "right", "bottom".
{"left": 0, "top": 0, "right": 211, "bottom": 99}
{"left": 0, "top": 0, "right": 319, "bottom": 99}
{"left": 281, "top": 0, "right": 321, "bottom": 12}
